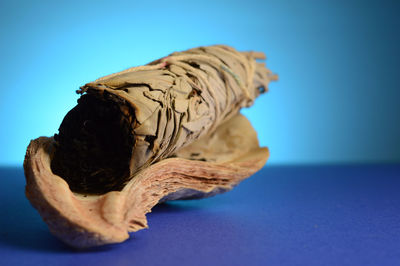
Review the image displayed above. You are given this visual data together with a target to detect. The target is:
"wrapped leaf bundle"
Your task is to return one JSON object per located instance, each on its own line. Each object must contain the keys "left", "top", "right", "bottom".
{"left": 51, "top": 45, "right": 276, "bottom": 194}
{"left": 24, "top": 45, "right": 277, "bottom": 248}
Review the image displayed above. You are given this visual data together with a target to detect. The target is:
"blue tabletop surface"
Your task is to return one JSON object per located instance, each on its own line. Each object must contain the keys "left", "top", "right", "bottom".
{"left": 0, "top": 164, "right": 399, "bottom": 266}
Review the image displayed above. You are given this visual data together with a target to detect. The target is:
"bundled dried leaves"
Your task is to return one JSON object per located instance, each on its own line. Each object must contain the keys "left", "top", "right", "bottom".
{"left": 24, "top": 45, "right": 277, "bottom": 248}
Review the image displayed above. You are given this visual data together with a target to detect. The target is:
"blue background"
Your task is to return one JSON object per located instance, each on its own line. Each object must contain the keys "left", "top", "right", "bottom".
{"left": 1, "top": 1, "right": 400, "bottom": 265}
{"left": 1, "top": 165, "right": 400, "bottom": 266}
{"left": 1, "top": 0, "right": 399, "bottom": 166}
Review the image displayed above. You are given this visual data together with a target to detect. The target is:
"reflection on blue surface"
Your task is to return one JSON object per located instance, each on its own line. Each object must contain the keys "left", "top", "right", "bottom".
{"left": 0, "top": 0, "right": 400, "bottom": 166}
{"left": 0, "top": 165, "right": 399, "bottom": 265}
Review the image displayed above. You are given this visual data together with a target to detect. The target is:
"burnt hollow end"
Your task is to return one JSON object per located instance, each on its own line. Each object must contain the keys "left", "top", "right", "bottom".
{"left": 51, "top": 91, "right": 135, "bottom": 194}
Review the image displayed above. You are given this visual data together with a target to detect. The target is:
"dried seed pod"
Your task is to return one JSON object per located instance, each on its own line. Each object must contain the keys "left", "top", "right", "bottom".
{"left": 24, "top": 45, "right": 277, "bottom": 248}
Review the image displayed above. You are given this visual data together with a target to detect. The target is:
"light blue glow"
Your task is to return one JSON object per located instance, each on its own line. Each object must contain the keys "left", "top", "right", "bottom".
{"left": 1, "top": 0, "right": 399, "bottom": 166}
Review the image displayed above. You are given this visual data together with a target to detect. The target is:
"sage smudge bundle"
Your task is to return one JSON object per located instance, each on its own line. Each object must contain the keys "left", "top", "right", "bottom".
{"left": 24, "top": 45, "right": 277, "bottom": 248}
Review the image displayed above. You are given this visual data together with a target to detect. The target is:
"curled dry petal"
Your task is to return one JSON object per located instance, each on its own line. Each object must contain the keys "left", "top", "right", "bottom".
{"left": 24, "top": 114, "right": 268, "bottom": 248}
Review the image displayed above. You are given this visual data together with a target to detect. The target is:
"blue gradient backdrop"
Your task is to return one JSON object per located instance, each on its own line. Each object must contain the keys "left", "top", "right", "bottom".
{"left": 1, "top": 0, "right": 399, "bottom": 166}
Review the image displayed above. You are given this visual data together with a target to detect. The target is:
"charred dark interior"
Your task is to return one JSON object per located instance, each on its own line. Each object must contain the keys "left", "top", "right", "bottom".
{"left": 51, "top": 91, "right": 135, "bottom": 194}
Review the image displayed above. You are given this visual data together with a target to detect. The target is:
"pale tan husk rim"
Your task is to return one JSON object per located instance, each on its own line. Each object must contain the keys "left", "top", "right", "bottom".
{"left": 24, "top": 114, "right": 269, "bottom": 248}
